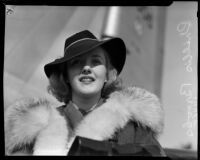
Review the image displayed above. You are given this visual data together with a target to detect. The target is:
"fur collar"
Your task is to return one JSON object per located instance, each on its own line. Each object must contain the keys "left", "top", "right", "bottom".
{"left": 5, "top": 86, "right": 164, "bottom": 155}
{"left": 75, "top": 86, "right": 164, "bottom": 140}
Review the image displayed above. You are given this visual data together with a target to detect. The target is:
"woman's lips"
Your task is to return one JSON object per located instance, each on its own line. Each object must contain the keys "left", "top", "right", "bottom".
{"left": 79, "top": 76, "right": 95, "bottom": 83}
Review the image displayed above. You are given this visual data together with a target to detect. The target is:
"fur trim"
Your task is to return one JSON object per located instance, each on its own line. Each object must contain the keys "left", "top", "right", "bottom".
{"left": 5, "top": 87, "right": 164, "bottom": 155}
{"left": 4, "top": 97, "right": 69, "bottom": 155}
{"left": 75, "top": 86, "right": 164, "bottom": 140}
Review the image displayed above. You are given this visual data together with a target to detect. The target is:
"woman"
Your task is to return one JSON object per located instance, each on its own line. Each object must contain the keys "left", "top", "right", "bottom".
{"left": 5, "top": 30, "right": 166, "bottom": 156}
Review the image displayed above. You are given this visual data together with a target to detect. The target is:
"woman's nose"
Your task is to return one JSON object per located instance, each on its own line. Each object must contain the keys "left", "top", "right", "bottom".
{"left": 82, "top": 65, "right": 92, "bottom": 74}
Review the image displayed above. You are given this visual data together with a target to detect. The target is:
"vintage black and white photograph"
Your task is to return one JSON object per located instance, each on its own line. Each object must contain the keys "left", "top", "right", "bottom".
{"left": 3, "top": 3, "right": 197, "bottom": 158}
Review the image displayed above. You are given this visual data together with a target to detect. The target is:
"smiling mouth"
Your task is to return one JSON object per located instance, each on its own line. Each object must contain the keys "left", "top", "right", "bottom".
{"left": 79, "top": 77, "right": 95, "bottom": 83}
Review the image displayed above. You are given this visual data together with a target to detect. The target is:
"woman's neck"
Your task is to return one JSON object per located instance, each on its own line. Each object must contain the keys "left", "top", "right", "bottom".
{"left": 71, "top": 93, "right": 101, "bottom": 111}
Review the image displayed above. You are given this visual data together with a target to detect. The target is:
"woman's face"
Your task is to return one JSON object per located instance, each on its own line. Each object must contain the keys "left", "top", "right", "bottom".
{"left": 66, "top": 47, "right": 108, "bottom": 98}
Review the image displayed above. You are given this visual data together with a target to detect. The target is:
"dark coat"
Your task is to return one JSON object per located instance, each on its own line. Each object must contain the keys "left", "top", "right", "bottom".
{"left": 5, "top": 86, "right": 166, "bottom": 156}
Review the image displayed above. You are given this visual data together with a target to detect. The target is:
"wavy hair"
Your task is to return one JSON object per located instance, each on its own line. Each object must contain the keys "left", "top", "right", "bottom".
{"left": 47, "top": 48, "right": 123, "bottom": 104}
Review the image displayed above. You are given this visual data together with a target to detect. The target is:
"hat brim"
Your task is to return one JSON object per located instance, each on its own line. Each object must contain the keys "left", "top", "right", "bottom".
{"left": 44, "top": 38, "right": 126, "bottom": 78}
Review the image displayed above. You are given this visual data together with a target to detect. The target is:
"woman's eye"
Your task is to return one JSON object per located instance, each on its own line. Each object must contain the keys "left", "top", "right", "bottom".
{"left": 92, "top": 59, "right": 102, "bottom": 65}
{"left": 70, "top": 59, "right": 80, "bottom": 66}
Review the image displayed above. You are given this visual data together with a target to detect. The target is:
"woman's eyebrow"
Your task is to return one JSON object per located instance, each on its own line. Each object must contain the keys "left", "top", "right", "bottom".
{"left": 91, "top": 54, "right": 103, "bottom": 59}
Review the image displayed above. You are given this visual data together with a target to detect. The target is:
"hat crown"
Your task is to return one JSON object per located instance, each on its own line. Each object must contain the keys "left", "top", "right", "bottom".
{"left": 64, "top": 30, "right": 97, "bottom": 51}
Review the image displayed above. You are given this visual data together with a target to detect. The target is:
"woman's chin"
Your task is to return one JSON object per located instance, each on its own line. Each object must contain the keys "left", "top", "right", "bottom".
{"left": 74, "top": 82, "right": 104, "bottom": 97}
{"left": 77, "top": 88, "right": 101, "bottom": 97}
{"left": 79, "top": 90, "right": 98, "bottom": 96}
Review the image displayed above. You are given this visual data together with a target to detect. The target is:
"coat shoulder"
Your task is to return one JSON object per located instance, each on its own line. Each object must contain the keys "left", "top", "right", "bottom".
{"left": 108, "top": 86, "right": 165, "bottom": 135}
{"left": 5, "top": 97, "right": 57, "bottom": 155}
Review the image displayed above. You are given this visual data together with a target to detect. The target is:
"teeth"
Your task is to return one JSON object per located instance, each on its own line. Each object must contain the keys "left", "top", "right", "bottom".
{"left": 80, "top": 77, "right": 94, "bottom": 82}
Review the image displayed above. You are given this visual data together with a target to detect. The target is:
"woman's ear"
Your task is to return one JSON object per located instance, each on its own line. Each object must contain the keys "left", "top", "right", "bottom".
{"left": 108, "top": 69, "right": 117, "bottom": 82}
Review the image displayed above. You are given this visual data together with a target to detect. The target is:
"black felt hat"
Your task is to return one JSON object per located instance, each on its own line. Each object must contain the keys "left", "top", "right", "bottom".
{"left": 44, "top": 30, "right": 126, "bottom": 78}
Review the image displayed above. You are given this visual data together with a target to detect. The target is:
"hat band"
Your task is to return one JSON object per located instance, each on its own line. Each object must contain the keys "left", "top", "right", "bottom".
{"left": 64, "top": 38, "right": 98, "bottom": 53}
